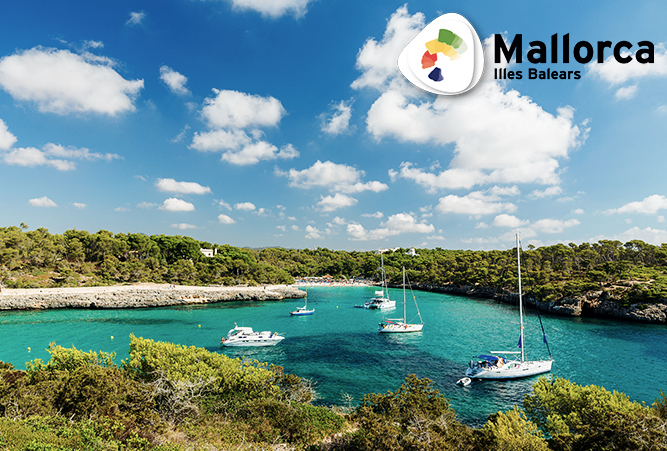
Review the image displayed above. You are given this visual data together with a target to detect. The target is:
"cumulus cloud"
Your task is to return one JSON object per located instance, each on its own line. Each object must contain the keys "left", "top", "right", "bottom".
{"left": 353, "top": 6, "right": 585, "bottom": 196}
{"left": 589, "top": 227, "right": 667, "bottom": 245}
{"left": 225, "top": 0, "right": 313, "bottom": 18}
{"left": 29, "top": 196, "right": 57, "bottom": 207}
{"left": 0, "top": 47, "right": 143, "bottom": 116}
{"left": 137, "top": 201, "right": 157, "bottom": 209}
{"left": 171, "top": 223, "right": 197, "bottom": 230}
{"left": 435, "top": 188, "right": 518, "bottom": 216}
{"left": 281, "top": 160, "right": 388, "bottom": 194}
{"left": 0, "top": 119, "right": 17, "bottom": 150}
{"left": 126, "top": 11, "right": 145, "bottom": 26}
{"left": 72, "top": 202, "right": 87, "bottom": 209}
{"left": 320, "top": 99, "right": 354, "bottom": 135}
{"left": 532, "top": 218, "right": 581, "bottom": 233}
{"left": 235, "top": 202, "right": 256, "bottom": 211}
{"left": 201, "top": 89, "right": 285, "bottom": 129}
{"left": 317, "top": 193, "right": 358, "bottom": 212}
{"left": 605, "top": 194, "right": 667, "bottom": 215}
{"left": 305, "top": 225, "right": 323, "bottom": 239}
{"left": 218, "top": 214, "right": 236, "bottom": 224}
{"left": 156, "top": 178, "right": 211, "bottom": 195}
{"left": 191, "top": 89, "right": 297, "bottom": 165}
{"left": 159, "top": 198, "right": 195, "bottom": 212}
{"left": 492, "top": 214, "right": 529, "bottom": 228}
{"left": 2, "top": 143, "right": 120, "bottom": 170}
{"left": 159, "top": 66, "right": 190, "bottom": 95}
{"left": 614, "top": 84, "right": 637, "bottom": 100}
{"left": 347, "top": 213, "right": 434, "bottom": 241}
{"left": 587, "top": 43, "right": 667, "bottom": 86}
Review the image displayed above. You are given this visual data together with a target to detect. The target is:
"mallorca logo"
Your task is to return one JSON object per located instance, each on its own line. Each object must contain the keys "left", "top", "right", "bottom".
{"left": 398, "top": 13, "right": 484, "bottom": 95}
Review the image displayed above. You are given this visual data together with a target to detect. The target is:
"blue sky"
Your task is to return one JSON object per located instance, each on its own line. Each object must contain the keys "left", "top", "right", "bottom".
{"left": 2, "top": 0, "right": 667, "bottom": 251}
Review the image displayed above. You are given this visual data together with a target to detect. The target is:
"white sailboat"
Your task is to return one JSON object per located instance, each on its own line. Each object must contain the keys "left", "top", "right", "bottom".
{"left": 356, "top": 252, "right": 396, "bottom": 310}
{"left": 378, "top": 267, "right": 423, "bottom": 333}
{"left": 465, "top": 235, "right": 553, "bottom": 380}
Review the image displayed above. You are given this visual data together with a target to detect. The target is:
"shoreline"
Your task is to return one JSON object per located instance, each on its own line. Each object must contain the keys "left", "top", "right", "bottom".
{"left": 0, "top": 283, "right": 306, "bottom": 310}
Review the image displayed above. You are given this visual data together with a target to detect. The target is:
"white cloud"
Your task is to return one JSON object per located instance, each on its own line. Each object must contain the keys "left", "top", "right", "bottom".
{"left": 3, "top": 147, "right": 75, "bottom": 170}
{"left": 201, "top": 89, "right": 285, "bottom": 129}
{"left": 29, "top": 196, "right": 57, "bottom": 207}
{"left": 589, "top": 226, "right": 667, "bottom": 246}
{"left": 171, "top": 223, "right": 197, "bottom": 230}
{"left": 435, "top": 188, "right": 518, "bottom": 216}
{"left": 351, "top": 5, "right": 425, "bottom": 91}
{"left": 191, "top": 129, "right": 253, "bottom": 152}
{"left": 0, "top": 47, "right": 143, "bottom": 116}
{"left": 217, "top": 199, "right": 232, "bottom": 210}
{"left": 317, "top": 193, "right": 357, "bottom": 212}
{"left": 159, "top": 198, "right": 195, "bottom": 212}
{"left": 362, "top": 211, "right": 384, "bottom": 218}
{"left": 587, "top": 44, "right": 667, "bottom": 86}
{"left": 532, "top": 218, "right": 580, "bottom": 234}
{"left": 156, "top": 178, "right": 211, "bottom": 195}
{"left": 614, "top": 84, "right": 637, "bottom": 100}
{"left": 235, "top": 202, "right": 256, "bottom": 211}
{"left": 530, "top": 186, "right": 563, "bottom": 198}
{"left": 221, "top": 142, "right": 298, "bottom": 165}
{"left": 2, "top": 143, "right": 120, "bottom": 171}
{"left": 352, "top": 7, "right": 584, "bottom": 194}
{"left": 492, "top": 214, "right": 528, "bottom": 228}
{"left": 305, "top": 225, "right": 323, "bottom": 239}
{"left": 332, "top": 216, "right": 347, "bottom": 225}
{"left": 218, "top": 214, "right": 236, "bottom": 224}
{"left": 72, "top": 202, "right": 87, "bottom": 209}
{"left": 159, "top": 66, "right": 190, "bottom": 95}
{"left": 347, "top": 212, "right": 434, "bottom": 241}
{"left": 572, "top": 208, "right": 585, "bottom": 215}
{"left": 605, "top": 195, "right": 667, "bottom": 215}
{"left": 126, "top": 11, "right": 145, "bottom": 26}
{"left": 282, "top": 160, "right": 388, "bottom": 193}
{"left": 137, "top": 201, "right": 157, "bottom": 209}
{"left": 115, "top": 206, "right": 130, "bottom": 212}
{"left": 0, "top": 119, "right": 17, "bottom": 150}
{"left": 321, "top": 99, "right": 354, "bottom": 135}
{"left": 225, "top": 0, "right": 313, "bottom": 18}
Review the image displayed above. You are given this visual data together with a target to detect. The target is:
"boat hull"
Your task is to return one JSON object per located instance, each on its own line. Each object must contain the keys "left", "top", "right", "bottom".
{"left": 378, "top": 322, "right": 423, "bottom": 333}
{"left": 290, "top": 310, "right": 314, "bottom": 316}
{"left": 465, "top": 359, "right": 553, "bottom": 380}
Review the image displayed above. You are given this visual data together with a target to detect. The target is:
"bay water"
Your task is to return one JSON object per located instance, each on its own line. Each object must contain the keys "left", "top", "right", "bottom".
{"left": 1, "top": 286, "right": 665, "bottom": 425}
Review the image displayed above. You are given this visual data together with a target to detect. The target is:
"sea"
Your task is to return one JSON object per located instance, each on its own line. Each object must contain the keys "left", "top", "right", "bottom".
{"left": 1, "top": 286, "right": 665, "bottom": 426}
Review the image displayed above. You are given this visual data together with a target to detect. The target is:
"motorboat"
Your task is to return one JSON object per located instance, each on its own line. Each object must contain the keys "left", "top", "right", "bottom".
{"left": 378, "top": 267, "right": 423, "bottom": 333}
{"left": 464, "top": 234, "right": 553, "bottom": 380}
{"left": 220, "top": 325, "right": 285, "bottom": 347}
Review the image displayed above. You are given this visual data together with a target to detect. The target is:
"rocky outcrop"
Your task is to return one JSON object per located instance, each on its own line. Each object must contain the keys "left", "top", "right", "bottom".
{"left": 0, "top": 285, "right": 305, "bottom": 310}
{"left": 400, "top": 282, "right": 667, "bottom": 325}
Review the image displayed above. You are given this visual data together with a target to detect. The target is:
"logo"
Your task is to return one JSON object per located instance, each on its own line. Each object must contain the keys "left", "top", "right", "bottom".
{"left": 398, "top": 13, "right": 484, "bottom": 95}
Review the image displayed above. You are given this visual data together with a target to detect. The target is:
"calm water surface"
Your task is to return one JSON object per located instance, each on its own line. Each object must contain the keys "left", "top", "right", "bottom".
{"left": 1, "top": 286, "right": 665, "bottom": 425}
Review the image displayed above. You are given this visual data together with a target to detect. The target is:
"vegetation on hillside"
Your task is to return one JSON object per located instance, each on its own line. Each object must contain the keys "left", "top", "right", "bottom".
{"left": 3, "top": 225, "right": 667, "bottom": 305}
{"left": 1, "top": 341, "right": 666, "bottom": 450}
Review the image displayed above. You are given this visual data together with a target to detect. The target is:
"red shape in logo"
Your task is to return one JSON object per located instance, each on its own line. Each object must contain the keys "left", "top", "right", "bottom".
{"left": 421, "top": 51, "right": 438, "bottom": 69}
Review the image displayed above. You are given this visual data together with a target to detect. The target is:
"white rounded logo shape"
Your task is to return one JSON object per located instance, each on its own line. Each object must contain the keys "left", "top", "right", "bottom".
{"left": 398, "top": 13, "right": 484, "bottom": 95}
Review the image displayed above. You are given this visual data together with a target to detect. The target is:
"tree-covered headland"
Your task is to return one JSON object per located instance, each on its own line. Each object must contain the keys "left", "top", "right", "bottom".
{"left": 3, "top": 225, "right": 667, "bottom": 308}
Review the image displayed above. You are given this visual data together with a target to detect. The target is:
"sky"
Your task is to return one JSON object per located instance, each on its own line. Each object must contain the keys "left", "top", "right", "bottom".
{"left": 2, "top": 0, "right": 667, "bottom": 251}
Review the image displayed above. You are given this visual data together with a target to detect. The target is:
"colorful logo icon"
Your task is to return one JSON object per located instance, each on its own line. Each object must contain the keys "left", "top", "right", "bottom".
{"left": 398, "top": 13, "right": 484, "bottom": 95}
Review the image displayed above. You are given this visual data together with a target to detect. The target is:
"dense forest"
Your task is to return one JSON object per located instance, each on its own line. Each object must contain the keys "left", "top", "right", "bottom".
{"left": 1, "top": 340, "right": 666, "bottom": 450}
{"left": 2, "top": 225, "right": 667, "bottom": 306}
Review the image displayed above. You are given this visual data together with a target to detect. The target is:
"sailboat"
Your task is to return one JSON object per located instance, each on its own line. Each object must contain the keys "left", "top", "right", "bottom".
{"left": 290, "top": 290, "right": 314, "bottom": 316}
{"left": 465, "top": 235, "right": 553, "bottom": 380}
{"left": 358, "top": 252, "right": 396, "bottom": 310}
{"left": 378, "top": 267, "right": 423, "bottom": 333}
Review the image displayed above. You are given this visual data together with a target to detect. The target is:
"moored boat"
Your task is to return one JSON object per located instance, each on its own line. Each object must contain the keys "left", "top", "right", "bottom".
{"left": 221, "top": 324, "right": 285, "bottom": 347}
{"left": 378, "top": 267, "right": 423, "bottom": 333}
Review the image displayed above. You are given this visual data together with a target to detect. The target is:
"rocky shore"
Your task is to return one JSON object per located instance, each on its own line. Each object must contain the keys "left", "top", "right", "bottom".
{"left": 406, "top": 283, "right": 667, "bottom": 325}
{"left": 0, "top": 283, "right": 306, "bottom": 310}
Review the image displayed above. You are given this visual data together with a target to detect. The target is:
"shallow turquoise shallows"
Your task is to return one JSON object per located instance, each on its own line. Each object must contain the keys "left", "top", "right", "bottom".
{"left": 1, "top": 286, "right": 666, "bottom": 425}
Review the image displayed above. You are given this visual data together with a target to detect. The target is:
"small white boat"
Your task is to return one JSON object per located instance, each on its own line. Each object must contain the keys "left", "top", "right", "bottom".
{"left": 290, "top": 293, "right": 314, "bottom": 316}
{"left": 378, "top": 267, "right": 423, "bottom": 333}
{"left": 220, "top": 325, "right": 285, "bottom": 347}
{"left": 464, "top": 235, "right": 553, "bottom": 380}
{"left": 456, "top": 377, "right": 472, "bottom": 387}
{"left": 359, "top": 252, "right": 396, "bottom": 310}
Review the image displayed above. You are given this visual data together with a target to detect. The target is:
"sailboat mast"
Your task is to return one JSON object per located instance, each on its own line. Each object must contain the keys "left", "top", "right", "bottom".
{"left": 402, "top": 267, "right": 406, "bottom": 322}
{"left": 517, "top": 234, "right": 525, "bottom": 362}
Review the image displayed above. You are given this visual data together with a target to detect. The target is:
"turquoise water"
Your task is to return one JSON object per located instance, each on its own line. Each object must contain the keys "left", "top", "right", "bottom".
{"left": 1, "top": 286, "right": 666, "bottom": 425}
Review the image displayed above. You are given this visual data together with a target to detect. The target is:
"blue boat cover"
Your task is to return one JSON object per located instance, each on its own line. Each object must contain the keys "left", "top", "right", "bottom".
{"left": 476, "top": 355, "right": 500, "bottom": 362}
